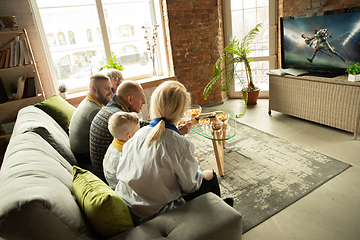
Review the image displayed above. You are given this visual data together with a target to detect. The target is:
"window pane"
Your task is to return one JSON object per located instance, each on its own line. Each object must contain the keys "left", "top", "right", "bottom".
{"left": 230, "top": 0, "right": 243, "bottom": 10}
{"left": 37, "top": 1, "right": 106, "bottom": 91}
{"left": 229, "top": 0, "right": 273, "bottom": 94}
{"left": 234, "top": 61, "right": 269, "bottom": 91}
{"left": 102, "top": 0, "right": 153, "bottom": 78}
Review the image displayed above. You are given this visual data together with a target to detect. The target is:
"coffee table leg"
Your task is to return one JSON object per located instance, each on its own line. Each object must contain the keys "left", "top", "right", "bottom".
{"left": 212, "top": 131, "right": 224, "bottom": 176}
{"left": 221, "top": 124, "right": 227, "bottom": 149}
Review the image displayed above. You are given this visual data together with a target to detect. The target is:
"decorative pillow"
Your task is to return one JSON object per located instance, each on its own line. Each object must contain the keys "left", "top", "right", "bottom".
{"left": 72, "top": 166, "right": 134, "bottom": 239}
{"left": 29, "top": 126, "right": 77, "bottom": 166}
{"left": 34, "top": 95, "right": 76, "bottom": 133}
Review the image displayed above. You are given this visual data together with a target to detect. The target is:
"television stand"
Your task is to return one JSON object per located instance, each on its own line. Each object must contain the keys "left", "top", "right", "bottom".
{"left": 268, "top": 74, "right": 360, "bottom": 139}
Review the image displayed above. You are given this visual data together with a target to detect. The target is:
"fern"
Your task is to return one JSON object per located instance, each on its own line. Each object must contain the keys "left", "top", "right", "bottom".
{"left": 203, "top": 23, "right": 261, "bottom": 118}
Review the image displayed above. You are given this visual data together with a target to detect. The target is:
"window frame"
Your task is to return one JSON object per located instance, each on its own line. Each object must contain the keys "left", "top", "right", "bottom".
{"left": 30, "top": 0, "right": 170, "bottom": 95}
{"left": 223, "top": 0, "right": 277, "bottom": 99}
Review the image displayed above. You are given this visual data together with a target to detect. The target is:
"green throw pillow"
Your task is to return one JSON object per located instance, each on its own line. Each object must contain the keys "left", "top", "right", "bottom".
{"left": 72, "top": 166, "right": 134, "bottom": 239}
{"left": 34, "top": 95, "right": 75, "bottom": 133}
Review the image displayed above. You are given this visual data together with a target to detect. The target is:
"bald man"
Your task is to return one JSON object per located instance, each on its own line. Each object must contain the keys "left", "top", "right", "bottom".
{"left": 89, "top": 80, "right": 148, "bottom": 181}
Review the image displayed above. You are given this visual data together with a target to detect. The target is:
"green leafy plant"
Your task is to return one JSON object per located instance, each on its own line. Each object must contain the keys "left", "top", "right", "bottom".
{"left": 58, "top": 83, "right": 67, "bottom": 93}
{"left": 9, "top": 83, "right": 17, "bottom": 94}
{"left": 98, "top": 55, "right": 125, "bottom": 72}
{"left": 203, "top": 23, "right": 261, "bottom": 118}
{"left": 346, "top": 62, "right": 360, "bottom": 75}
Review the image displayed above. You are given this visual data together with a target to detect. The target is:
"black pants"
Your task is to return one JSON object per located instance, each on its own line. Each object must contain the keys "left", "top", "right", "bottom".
{"left": 183, "top": 171, "right": 221, "bottom": 202}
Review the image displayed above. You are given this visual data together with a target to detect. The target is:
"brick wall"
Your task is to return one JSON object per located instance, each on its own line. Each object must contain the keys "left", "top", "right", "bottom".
{"left": 277, "top": 0, "right": 360, "bottom": 67}
{"left": 165, "top": 0, "right": 225, "bottom": 105}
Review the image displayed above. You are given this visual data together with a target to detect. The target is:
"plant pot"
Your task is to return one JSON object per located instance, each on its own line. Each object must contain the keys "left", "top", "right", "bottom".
{"left": 242, "top": 88, "right": 260, "bottom": 105}
{"left": 59, "top": 92, "right": 67, "bottom": 99}
{"left": 348, "top": 74, "right": 360, "bottom": 82}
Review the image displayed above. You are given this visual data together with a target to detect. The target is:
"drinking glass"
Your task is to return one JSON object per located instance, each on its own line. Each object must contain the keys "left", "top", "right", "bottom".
{"left": 179, "top": 113, "right": 192, "bottom": 137}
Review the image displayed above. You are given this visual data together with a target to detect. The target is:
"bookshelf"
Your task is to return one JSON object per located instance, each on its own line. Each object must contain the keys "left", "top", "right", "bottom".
{"left": 0, "top": 29, "right": 45, "bottom": 139}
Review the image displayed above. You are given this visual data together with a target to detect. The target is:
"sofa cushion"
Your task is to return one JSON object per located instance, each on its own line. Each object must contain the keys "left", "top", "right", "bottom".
{"left": 34, "top": 94, "right": 76, "bottom": 133}
{"left": 12, "top": 105, "right": 77, "bottom": 165}
{"left": 72, "top": 166, "right": 134, "bottom": 239}
{"left": 113, "top": 192, "right": 243, "bottom": 240}
{"left": 0, "top": 132, "right": 97, "bottom": 240}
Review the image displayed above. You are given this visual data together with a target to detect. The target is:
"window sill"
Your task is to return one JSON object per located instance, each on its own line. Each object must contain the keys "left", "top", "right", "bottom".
{"left": 64, "top": 75, "right": 177, "bottom": 106}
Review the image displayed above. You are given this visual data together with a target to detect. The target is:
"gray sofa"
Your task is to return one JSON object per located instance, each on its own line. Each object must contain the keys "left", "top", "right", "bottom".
{"left": 0, "top": 105, "right": 242, "bottom": 240}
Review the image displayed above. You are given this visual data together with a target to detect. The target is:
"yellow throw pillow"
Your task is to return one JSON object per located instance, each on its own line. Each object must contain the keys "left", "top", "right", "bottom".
{"left": 34, "top": 95, "right": 76, "bottom": 133}
{"left": 72, "top": 166, "right": 134, "bottom": 239}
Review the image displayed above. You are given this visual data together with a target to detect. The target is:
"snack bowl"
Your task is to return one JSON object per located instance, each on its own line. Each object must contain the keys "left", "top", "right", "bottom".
{"left": 199, "top": 117, "right": 210, "bottom": 130}
{"left": 216, "top": 112, "right": 230, "bottom": 124}
{"left": 211, "top": 120, "right": 222, "bottom": 132}
{"left": 189, "top": 104, "right": 202, "bottom": 119}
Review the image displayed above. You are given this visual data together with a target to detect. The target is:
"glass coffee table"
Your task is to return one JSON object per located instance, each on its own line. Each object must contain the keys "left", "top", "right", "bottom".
{"left": 190, "top": 111, "right": 237, "bottom": 176}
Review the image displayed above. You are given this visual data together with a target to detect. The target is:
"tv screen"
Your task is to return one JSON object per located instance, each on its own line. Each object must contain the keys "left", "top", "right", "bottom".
{"left": 280, "top": 7, "right": 360, "bottom": 77}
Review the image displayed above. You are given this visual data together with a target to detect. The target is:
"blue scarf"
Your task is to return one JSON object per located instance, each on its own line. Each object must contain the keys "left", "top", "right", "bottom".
{"left": 149, "top": 118, "right": 181, "bottom": 135}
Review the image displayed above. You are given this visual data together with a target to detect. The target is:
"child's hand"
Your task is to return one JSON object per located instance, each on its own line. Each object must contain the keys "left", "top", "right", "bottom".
{"left": 178, "top": 122, "right": 191, "bottom": 135}
{"left": 194, "top": 152, "right": 200, "bottom": 161}
{"left": 202, "top": 170, "right": 213, "bottom": 181}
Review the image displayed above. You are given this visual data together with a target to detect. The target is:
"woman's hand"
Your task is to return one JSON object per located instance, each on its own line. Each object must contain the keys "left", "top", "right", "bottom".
{"left": 178, "top": 122, "right": 191, "bottom": 135}
{"left": 202, "top": 170, "right": 214, "bottom": 181}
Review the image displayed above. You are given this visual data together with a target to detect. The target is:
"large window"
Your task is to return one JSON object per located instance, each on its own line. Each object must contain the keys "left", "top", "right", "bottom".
{"left": 224, "top": 0, "right": 276, "bottom": 96}
{"left": 34, "top": 0, "right": 167, "bottom": 93}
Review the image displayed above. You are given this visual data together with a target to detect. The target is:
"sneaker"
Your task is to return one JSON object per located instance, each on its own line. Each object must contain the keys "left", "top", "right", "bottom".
{"left": 223, "top": 197, "right": 234, "bottom": 207}
{"left": 307, "top": 58, "right": 313, "bottom": 63}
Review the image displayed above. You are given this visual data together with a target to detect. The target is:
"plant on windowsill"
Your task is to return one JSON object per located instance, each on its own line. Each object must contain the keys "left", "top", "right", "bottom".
{"left": 142, "top": 24, "right": 159, "bottom": 76}
{"left": 98, "top": 55, "right": 125, "bottom": 72}
{"left": 58, "top": 83, "right": 67, "bottom": 99}
{"left": 346, "top": 62, "right": 360, "bottom": 82}
{"left": 203, "top": 23, "right": 261, "bottom": 118}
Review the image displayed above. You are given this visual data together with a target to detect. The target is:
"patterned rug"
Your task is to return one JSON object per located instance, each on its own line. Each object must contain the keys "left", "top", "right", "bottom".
{"left": 187, "top": 120, "right": 351, "bottom": 233}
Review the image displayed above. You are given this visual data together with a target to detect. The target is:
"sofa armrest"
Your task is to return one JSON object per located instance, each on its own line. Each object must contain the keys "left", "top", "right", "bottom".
{"left": 110, "top": 193, "right": 242, "bottom": 240}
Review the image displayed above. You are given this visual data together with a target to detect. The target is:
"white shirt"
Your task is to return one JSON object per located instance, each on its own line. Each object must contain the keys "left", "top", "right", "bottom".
{"left": 103, "top": 144, "right": 122, "bottom": 190}
{"left": 115, "top": 125, "right": 203, "bottom": 221}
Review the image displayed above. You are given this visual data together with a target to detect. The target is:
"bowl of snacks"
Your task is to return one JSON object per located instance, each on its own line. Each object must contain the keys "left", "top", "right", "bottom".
{"left": 189, "top": 104, "right": 202, "bottom": 119}
{"left": 216, "top": 112, "right": 230, "bottom": 124}
{"left": 199, "top": 117, "right": 210, "bottom": 129}
{"left": 211, "top": 120, "right": 222, "bottom": 132}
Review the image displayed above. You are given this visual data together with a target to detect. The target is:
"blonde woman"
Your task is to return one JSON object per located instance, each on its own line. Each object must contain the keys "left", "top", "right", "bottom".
{"left": 115, "top": 80, "right": 229, "bottom": 225}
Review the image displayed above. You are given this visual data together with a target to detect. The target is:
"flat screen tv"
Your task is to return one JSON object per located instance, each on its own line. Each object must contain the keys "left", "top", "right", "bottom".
{"left": 280, "top": 7, "right": 360, "bottom": 77}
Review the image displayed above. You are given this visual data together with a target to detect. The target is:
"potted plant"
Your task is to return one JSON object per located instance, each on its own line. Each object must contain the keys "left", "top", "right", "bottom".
{"left": 58, "top": 83, "right": 67, "bottom": 98}
{"left": 346, "top": 62, "right": 360, "bottom": 82}
{"left": 203, "top": 23, "right": 261, "bottom": 117}
{"left": 98, "top": 55, "right": 125, "bottom": 72}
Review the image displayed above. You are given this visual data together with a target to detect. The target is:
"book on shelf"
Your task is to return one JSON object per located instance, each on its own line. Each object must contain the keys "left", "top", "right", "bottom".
{"left": 18, "top": 39, "right": 25, "bottom": 67}
{"left": 23, "top": 77, "right": 36, "bottom": 98}
{"left": 23, "top": 39, "right": 31, "bottom": 65}
{"left": 14, "top": 36, "right": 20, "bottom": 67}
{"left": 4, "top": 48, "right": 11, "bottom": 68}
{"left": 0, "top": 50, "right": 7, "bottom": 69}
{"left": 9, "top": 41, "right": 15, "bottom": 68}
{"left": 15, "top": 75, "right": 27, "bottom": 100}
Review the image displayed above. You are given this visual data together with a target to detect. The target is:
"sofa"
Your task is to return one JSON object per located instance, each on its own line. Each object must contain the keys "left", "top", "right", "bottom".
{"left": 0, "top": 97, "right": 243, "bottom": 240}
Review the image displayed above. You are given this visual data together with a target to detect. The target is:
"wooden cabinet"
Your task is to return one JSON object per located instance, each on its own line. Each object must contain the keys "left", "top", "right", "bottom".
{"left": 268, "top": 74, "right": 360, "bottom": 139}
{"left": 0, "top": 29, "right": 45, "bottom": 139}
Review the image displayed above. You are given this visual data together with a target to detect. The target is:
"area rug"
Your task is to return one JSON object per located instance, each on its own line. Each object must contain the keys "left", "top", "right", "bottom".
{"left": 187, "top": 120, "right": 351, "bottom": 234}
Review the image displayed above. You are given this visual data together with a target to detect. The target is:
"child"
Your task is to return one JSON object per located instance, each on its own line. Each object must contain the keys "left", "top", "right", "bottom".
{"left": 103, "top": 111, "right": 140, "bottom": 189}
